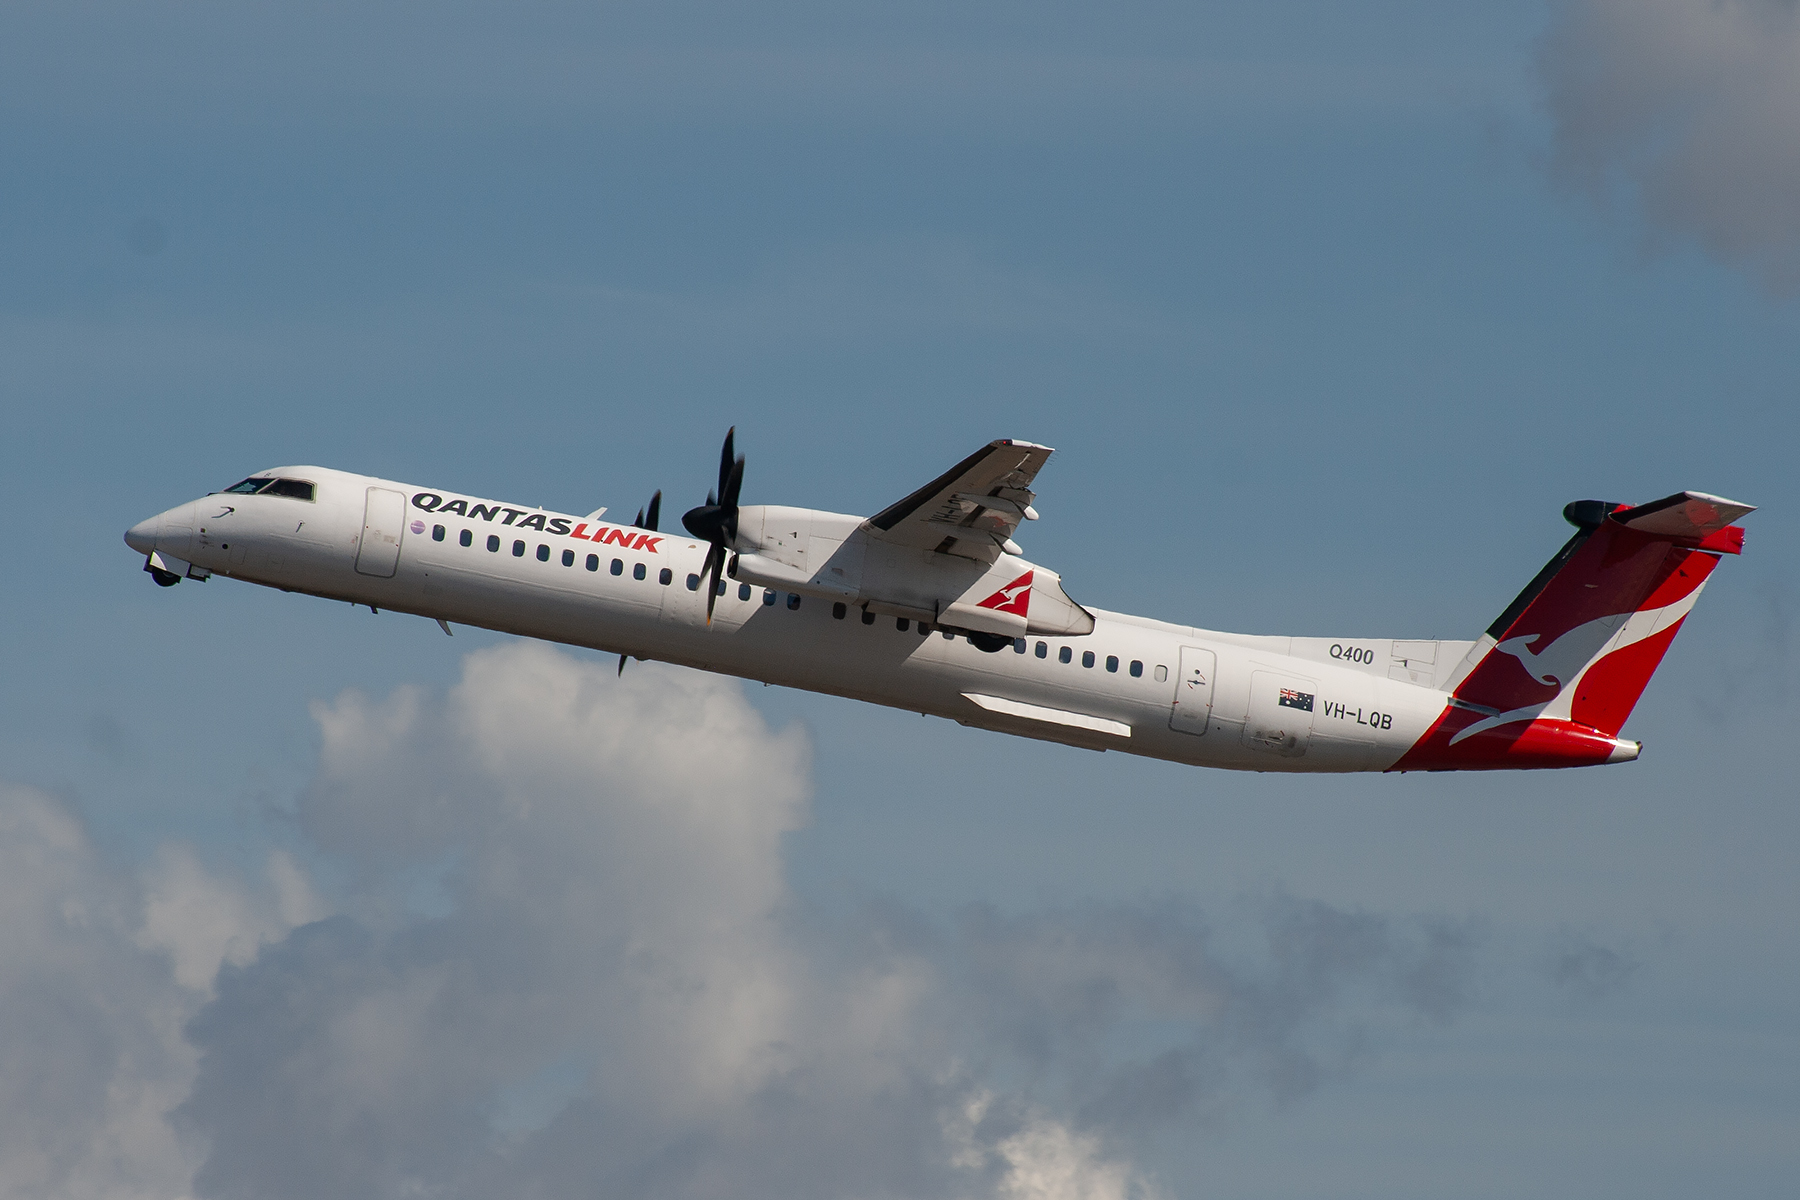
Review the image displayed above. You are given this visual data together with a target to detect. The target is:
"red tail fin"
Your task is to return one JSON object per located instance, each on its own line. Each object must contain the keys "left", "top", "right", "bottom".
{"left": 1393, "top": 492, "right": 1752, "bottom": 770}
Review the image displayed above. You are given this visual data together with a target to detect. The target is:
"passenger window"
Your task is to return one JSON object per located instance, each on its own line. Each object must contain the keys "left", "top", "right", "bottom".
{"left": 586, "top": 554, "right": 599, "bottom": 572}
{"left": 861, "top": 609, "right": 875, "bottom": 625}
{"left": 1082, "top": 650, "right": 1095, "bottom": 668}
{"left": 739, "top": 583, "right": 752, "bottom": 601}
{"left": 512, "top": 540, "right": 525, "bottom": 557}
{"left": 562, "top": 549, "right": 575, "bottom": 567}
{"left": 943, "top": 629, "right": 954, "bottom": 640}
{"left": 659, "top": 568, "right": 672, "bottom": 585}
{"left": 487, "top": 535, "right": 501, "bottom": 552}
{"left": 1013, "top": 638, "right": 1026, "bottom": 653}
{"left": 763, "top": 589, "right": 776, "bottom": 606}
{"left": 633, "top": 562, "right": 646, "bottom": 581}
{"left": 897, "top": 618, "right": 910, "bottom": 631}
{"left": 832, "top": 602, "right": 847, "bottom": 619}
{"left": 1059, "top": 646, "right": 1072, "bottom": 664}
{"left": 460, "top": 529, "right": 472, "bottom": 547}
{"left": 1129, "top": 660, "right": 1143, "bottom": 678}
{"left": 686, "top": 573, "right": 700, "bottom": 591}
{"left": 536, "top": 544, "right": 549, "bottom": 562}
{"left": 1105, "top": 655, "right": 1119, "bottom": 673}
{"left": 1036, "top": 641, "right": 1048, "bottom": 659}
{"left": 610, "top": 558, "right": 623, "bottom": 575}
{"left": 716, "top": 578, "right": 727, "bottom": 596}
{"left": 432, "top": 525, "right": 445, "bottom": 542}
{"left": 919, "top": 623, "right": 931, "bottom": 636}
{"left": 787, "top": 593, "right": 801, "bottom": 610}
{"left": 1154, "top": 665, "right": 1168, "bottom": 682}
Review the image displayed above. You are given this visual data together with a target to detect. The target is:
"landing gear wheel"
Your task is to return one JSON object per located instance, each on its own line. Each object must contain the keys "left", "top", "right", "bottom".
{"left": 967, "top": 631, "right": 1013, "bottom": 654}
{"left": 148, "top": 566, "right": 181, "bottom": 587}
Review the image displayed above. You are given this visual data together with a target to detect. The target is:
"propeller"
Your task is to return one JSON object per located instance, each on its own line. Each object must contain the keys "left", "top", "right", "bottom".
{"left": 618, "top": 490, "right": 663, "bottom": 675}
{"left": 681, "top": 426, "right": 745, "bottom": 624}
{"left": 632, "top": 490, "right": 662, "bottom": 531}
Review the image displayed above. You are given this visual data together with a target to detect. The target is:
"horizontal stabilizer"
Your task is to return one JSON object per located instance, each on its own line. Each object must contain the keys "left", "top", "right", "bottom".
{"left": 1614, "top": 491, "right": 1755, "bottom": 541}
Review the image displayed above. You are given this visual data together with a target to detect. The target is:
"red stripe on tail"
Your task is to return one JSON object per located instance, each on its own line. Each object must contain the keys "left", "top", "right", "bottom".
{"left": 1568, "top": 617, "right": 1685, "bottom": 737}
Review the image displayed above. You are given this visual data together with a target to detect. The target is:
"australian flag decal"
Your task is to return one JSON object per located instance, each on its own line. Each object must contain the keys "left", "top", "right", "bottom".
{"left": 1278, "top": 688, "right": 1314, "bottom": 712}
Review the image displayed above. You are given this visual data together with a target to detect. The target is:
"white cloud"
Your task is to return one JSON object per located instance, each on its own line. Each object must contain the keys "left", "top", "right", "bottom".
{"left": 945, "top": 1094, "right": 1165, "bottom": 1200}
{"left": 0, "top": 644, "right": 1480, "bottom": 1199}
{"left": 0, "top": 784, "right": 195, "bottom": 1200}
{"left": 138, "top": 846, "right": 324, "bottom": 995}
{"left": 0, "top": 787, "right": 329, "bottom": 1200}
{"left": 1539, "top": 0, "right": 1800, "bottom": 290}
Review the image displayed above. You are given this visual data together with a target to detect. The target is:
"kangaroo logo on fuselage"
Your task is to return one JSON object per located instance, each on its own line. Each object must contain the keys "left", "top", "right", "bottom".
{"left": 977, "top": 570, "right": 1033, "bottom": 616}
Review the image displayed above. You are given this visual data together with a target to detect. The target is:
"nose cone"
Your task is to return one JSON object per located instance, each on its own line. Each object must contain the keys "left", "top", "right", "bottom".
{"left": 125, "top": 515, "right": 159, "bottom": 555}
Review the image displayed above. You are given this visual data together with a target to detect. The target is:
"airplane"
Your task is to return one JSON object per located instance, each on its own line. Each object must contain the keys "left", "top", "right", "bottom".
{"left": 123, "top": 432, "right": 1753, "bottom": 773}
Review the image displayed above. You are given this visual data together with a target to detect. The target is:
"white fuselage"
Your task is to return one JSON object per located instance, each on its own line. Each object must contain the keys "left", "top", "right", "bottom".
{"left": 131, "top": 467, "right": 1467, "bottom": 773}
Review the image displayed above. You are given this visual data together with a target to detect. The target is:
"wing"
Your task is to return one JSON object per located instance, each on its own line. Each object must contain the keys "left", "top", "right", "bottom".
{"left": 864, "top": 439, "right": 1052, "bottom": 561}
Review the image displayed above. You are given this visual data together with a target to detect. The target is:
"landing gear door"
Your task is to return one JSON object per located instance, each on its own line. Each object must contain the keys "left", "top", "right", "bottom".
{"left": 355, "top": 487, "right": 406, "bottom": 578}
{"left": 1168, "top": 646, "right": 1217, "bottom": 735}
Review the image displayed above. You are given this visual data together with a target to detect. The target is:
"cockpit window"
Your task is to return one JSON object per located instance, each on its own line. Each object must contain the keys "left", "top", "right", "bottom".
{"left": 220, "top": 477, "right": 316, "bottom": 501}
{"left": 261, "top": 479, "right": 316, "bottom": 501}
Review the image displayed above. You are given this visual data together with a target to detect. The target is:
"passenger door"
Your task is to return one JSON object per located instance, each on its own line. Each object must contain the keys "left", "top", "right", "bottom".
{"left": 1168, "top": 646, "right": 1217, "bottom": 735}
{"left": 355, "top": 487, "right": 406, "bottom": 578}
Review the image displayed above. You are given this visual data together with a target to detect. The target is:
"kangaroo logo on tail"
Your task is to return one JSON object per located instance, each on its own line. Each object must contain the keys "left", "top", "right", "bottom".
{"left": 1494, "top": 613, "right": 1628, "bottom": 688}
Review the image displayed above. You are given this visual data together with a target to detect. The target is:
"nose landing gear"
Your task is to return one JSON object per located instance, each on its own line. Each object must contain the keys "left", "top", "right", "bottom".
{"left": 142, "top": 551, "right": 207, "bottom": 586}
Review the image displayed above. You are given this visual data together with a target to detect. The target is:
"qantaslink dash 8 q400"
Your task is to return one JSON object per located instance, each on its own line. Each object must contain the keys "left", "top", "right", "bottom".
{"left": 124, "top": 432, "right": 1754, "bottom": 773}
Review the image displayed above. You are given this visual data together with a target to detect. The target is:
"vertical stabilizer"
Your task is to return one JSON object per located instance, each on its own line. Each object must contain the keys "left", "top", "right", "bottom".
{"left": 1394, "top": 492, "right": 1752, "bottom": 770}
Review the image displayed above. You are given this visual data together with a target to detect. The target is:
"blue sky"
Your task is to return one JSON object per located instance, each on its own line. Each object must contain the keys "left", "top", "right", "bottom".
{"left": 2, "top": 2, "right": 1797, "bottom": 1197}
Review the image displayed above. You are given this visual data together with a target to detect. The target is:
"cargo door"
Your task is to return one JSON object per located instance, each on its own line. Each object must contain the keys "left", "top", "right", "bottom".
{"left": 1243, "top": 671, "right": 1316, "bottom": 757}
{"left": 1168, "top": 646, "right": 1217, "bottom": 735}
{"left": 355, "top": 487, "right": 406, "bottom": 578}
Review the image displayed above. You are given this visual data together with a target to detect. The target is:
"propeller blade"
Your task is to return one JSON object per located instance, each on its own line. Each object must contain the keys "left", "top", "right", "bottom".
{"left": 697, "top": 543, "right": 718, "bottom": 623}
{"left": 719, "top": 456, "right": 744, "bottom": 540}
{"left": 644, "top": 490, "right": 661, "bottom": 532}
{"left": 717, "top": 426, "right": 736, "bottom": 498}
{"left": 617, "top": 653, "right": 628, "bottom": 676}
{"left": 705, "top": 544, "right": 728, "bottom": 624}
